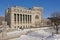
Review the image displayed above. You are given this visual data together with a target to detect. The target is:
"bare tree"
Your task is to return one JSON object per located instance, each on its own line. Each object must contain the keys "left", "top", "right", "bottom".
{"left": 48, "top": 12, "right": 60, "bottom": 34}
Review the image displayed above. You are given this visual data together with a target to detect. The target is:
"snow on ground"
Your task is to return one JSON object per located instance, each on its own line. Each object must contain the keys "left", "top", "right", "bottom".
{"left": 8, "top": 27, "right": 60, "bottom": 40}
{"left": 7, "top": 27, "right": 51, "bottom": 36}
{"left": 45, "top": 34, "right": 60, "bottom": 40}
{"left": 27, "top": 29, "right": 51, "bottom": 38}
{"left": 9, "top": 35, "right": 42, "bottom": 40}
{"left": 7, "top": 30, "right": 21, "bottom": 35}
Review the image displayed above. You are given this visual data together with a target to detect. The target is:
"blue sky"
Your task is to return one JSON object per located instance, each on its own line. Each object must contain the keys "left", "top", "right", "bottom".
{"left": 0, "top": 0, "right": 60, "bottom": 18}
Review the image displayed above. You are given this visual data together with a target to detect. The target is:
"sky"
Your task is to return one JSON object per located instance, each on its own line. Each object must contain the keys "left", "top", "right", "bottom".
{"left": 0, "top": 0, "right": 60, "bottom": 18}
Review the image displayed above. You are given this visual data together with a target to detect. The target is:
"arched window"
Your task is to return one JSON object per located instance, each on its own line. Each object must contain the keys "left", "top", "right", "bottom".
{"left": 35, "top": 15, "right": 39, "bottom": 19}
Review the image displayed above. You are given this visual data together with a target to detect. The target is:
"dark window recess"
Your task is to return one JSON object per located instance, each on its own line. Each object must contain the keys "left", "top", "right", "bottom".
{"left": 20, "top": 14, "right": 22, "bottom": 23}
{"left": 17, "top": 14, "right": 19, "bottom": 23}
{"left": 23, "top": 14, "right": 24, "bottom": 23}
{"left": 14, "top": 14, "right": 16, "bottom": 23}
{"left": 26, "top": 15, "right": 27, "bottom": 23}
{"left": 28, "top": 15, "right": 29, "bottom": 23}
{"left": 30, "top": 15, "right": 31, "bottom": 23}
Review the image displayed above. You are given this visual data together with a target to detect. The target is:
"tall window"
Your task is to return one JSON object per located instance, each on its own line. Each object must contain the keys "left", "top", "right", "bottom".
{"left": 35, "top": 15, "right": 39, "bottom": 19}
{"left": 17, "top": 14, "right": 19, "bottom": 24}
{"left": 28, "top": 15, "right": 29, "bottom": 23}
{"left": 20, "top": 14, "right": 22, "bottom": 23}
{"left": 26, "top": 15, "right": 27, "bottom": 23}
{"left": 30, "top": 15, "right": 31, "bottom": 23}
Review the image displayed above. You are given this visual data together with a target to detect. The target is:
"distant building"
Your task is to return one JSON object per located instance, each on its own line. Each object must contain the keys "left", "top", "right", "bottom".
{"left": 5, "top": 6, "right": 43, "bottom": 29}
{"left": 42, "top": 18, "right": 51, "bottom": 26}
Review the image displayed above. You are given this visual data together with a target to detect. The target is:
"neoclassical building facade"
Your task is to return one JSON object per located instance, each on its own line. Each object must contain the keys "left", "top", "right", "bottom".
{"left": 5, "top": 6, "right": 43, "bottom": 29}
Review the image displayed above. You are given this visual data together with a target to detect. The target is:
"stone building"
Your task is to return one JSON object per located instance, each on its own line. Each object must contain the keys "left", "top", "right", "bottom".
{"left": 0, "top": 16, "right": 5, "bottom": 25}
{"left": 5, "top": 6, "right": 43, "bottom": 29}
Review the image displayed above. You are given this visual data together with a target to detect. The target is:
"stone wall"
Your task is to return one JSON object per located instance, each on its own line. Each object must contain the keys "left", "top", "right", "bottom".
{"left": 0, "top": 16, "right": 5, "bottom": 25}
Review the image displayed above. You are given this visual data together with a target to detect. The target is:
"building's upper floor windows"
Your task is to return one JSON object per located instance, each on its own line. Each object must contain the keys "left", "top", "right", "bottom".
{"left": 26, "top": 11, "right": 31, "bottom": 13}
{"left": 20, "top": 10, "right": 22, "bottom": 12}
{"left": 14, "top": 9, "right": 16, "bottom": 11}
{"left": 35, "top": 15, "right": 39, "bottom": 19}
{"left": 27, "top": 11, "right": 29, "bottom": 13}
{"left": 14, "top": 9, "right": 23, "bottom": 12}
{"left": 14, "top": 9, "right": 31, "bottom": 13}
{"left": 14, "top": 9, "right": 19, "bottom": 12}
{"left": 17, "top": 9, "right": 19, "bottom": 12}
{"left": 30, "top": 11, "right": 31, "bottom": 13}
